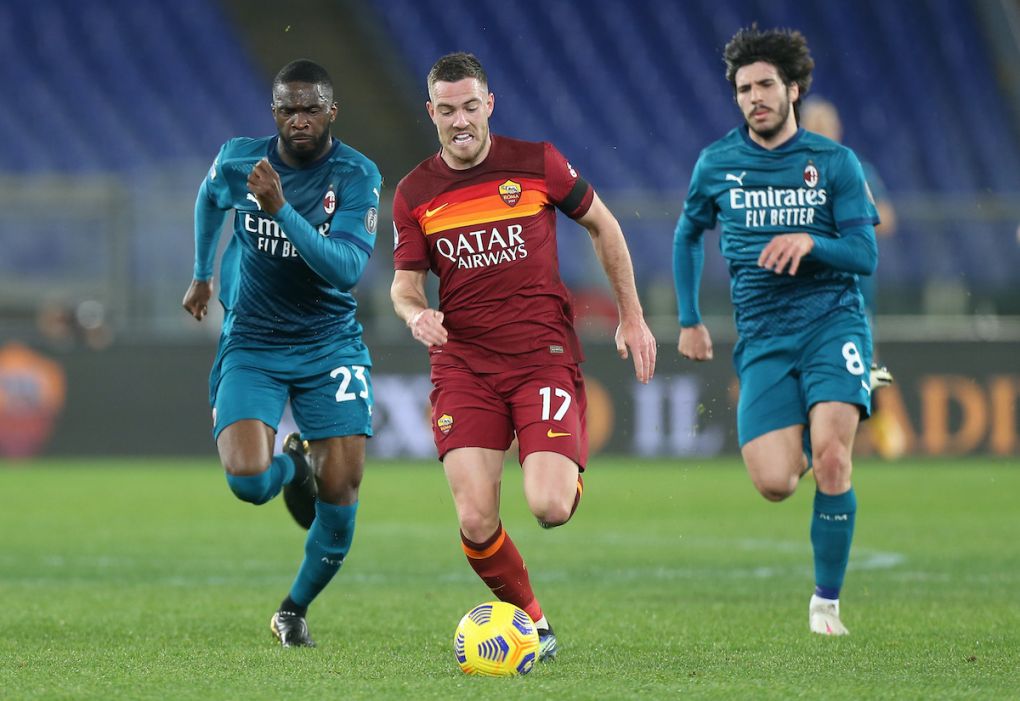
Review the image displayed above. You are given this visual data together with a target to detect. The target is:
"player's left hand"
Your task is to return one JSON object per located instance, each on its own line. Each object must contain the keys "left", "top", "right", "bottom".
{"left": 758, "top": 233, "right": 814, "bottom": 275}
{"left": 615, "top": 317, "right": 657, "bottom": 384}
{"left": 247, "top": 158, "right": 287, "bottom": 215}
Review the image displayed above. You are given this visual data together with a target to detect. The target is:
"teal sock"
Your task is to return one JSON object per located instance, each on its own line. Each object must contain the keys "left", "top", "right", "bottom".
{"left": 810, "top": 488, "right": 857, "bottom": 598}
{"left": 224, "top": 454, "right": 295, "bottom": 505}
{"left": 289, "top": 500, "right": 358, "bottom": 607}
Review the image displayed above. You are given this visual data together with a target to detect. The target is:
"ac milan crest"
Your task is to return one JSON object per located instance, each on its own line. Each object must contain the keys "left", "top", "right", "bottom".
{"left": 323, "top": 188, "right": 336, "bottom": 214}
{"left": 803, "top": 162, "right": 819, "bottom": 188}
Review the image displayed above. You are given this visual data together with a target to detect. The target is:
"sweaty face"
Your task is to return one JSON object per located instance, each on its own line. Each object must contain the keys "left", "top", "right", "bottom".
{"left": 272, "top": 81, "right": 336, "bottom": 165}
{"left": 427, "top": 78, "right": 493, "bottom": 170}
{"left": 735, "top": 61, "right": 798, "bottom": 145}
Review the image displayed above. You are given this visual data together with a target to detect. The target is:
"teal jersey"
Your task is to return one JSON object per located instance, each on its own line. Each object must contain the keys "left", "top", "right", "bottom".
{"left": 200, "top": 136, "right": 381, "bottom": 346}
{"left": 677, "top": 126, "right": 878, "bottom": 339}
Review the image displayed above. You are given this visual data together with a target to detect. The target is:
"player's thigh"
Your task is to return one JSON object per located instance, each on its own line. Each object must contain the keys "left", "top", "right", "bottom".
{"left": 429, "top": 363, "right": 515, "bottom": 460}
{"left": 216, "top": 419, "right": 277, "bottom": 475}
{"left": 289, "top": 350, "right": 374, "bottom": 442}
{"left": 734, "top": 338, "right": 805, "bottom": 447}
{"left": 521, "top": 451, "right": 580, "bottom": 516}
{"left": 212, "top": 352, "right": 289, "bottom": 443}
{"left": 308, "top": 434, "right": 366, "bottom": 506}
{"left": 800, "top": 316, "right": 872, "bottom": 419}
{"left": 444, "top": 447, "right": 506, "bottom": 536}
{"left": 506, "top": 363, "right": 589, "bottom": 469}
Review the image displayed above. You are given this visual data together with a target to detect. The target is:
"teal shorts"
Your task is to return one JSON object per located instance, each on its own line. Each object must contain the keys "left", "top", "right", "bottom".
{"left": 209, "top": 336, "right": 373, "bottom": 441}
{"left": 733, "top": 312, "right": 872, "bottom": 447}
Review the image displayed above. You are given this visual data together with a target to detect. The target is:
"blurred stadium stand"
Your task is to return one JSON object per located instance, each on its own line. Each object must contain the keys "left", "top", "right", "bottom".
{"left": 2, "top": 0, "right": 1020, "bottom": 346}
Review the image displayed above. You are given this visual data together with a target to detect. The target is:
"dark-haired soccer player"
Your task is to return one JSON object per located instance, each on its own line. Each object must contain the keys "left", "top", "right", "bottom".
{"left": 673, "top": 27, "right": 881, "bottom": 635}
{"left": 182, "top": 59, "right": 381, "bottom": 647}
{"left": 390, "top": 52, "right": 656, "bottom": 660}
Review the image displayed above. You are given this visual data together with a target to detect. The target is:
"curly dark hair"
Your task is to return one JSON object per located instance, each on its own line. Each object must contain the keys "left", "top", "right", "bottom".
{"left": 723, "top": 25, "right": 814, "bottom": 116}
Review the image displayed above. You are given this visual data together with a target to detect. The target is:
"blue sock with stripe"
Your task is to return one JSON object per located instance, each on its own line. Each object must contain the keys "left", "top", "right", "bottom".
{"left": 810, "top": 487, "right": 857, "bottom": 600}
{"left": 224, "top": 454, "right": 295, "bottom": 505}
{"left": 289, "top": 500, "right": 358, "bottom": 607}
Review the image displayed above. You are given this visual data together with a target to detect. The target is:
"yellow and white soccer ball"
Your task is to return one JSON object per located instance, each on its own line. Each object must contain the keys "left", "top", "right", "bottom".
{"left": 454, "top": 601, "right": 539, "bottom": 676}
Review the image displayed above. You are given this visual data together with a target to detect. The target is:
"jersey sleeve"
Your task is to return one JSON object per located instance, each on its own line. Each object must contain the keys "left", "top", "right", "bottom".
{"left": 832, "top": 148, "right": 880, "bottom": 230}
{"left": 679, "top": 154, "right": 718, "bottom": 230}
{"left": 807, "top": 148, "right": 878, "bottom": 275}
{"left": 193, "top": 143, "right": 233, "bottom": 280}
{"left": 392, "top": 184, "right": 430, "bottom": 270}
{"left": 327, "top": 160, "right": 382, "bottom": 256}
{"left": 860, "top": 160, "right": 889, "bottom": 203}
{"left": 673, "top": 155, "right": 716, "bottom": 327}
{"left": 543, "top": 142, "right": 594, "bottom": 219}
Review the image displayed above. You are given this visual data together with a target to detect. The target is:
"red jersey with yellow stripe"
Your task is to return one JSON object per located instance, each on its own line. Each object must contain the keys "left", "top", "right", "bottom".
{"left": 393, "top": 135, "right": 594, "bottom": 372}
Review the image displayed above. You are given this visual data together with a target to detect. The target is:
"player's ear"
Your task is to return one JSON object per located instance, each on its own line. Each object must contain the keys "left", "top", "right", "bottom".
{"left": 426, "top": 101, "right": 436, "bottom": 121}
{"left": 487, "top": 92, "right": 494, "bottom": 117}
{"left": 330, "top": 102, "right": 338, "bottom": 122}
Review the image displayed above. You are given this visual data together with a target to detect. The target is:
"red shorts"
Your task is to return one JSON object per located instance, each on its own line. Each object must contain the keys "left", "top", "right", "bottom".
{"left": 429, "top": 359, "right": 589, "bottom": 469}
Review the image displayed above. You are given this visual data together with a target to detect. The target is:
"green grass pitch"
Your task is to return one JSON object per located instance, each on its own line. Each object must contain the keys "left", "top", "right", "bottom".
{"left": 1, "top": 457, "right": 1017, "bottom": 700}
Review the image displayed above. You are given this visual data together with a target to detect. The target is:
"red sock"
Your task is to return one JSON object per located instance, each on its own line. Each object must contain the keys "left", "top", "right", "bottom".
{"left": 461, "top": 522, "right": 543, "bottom": 623}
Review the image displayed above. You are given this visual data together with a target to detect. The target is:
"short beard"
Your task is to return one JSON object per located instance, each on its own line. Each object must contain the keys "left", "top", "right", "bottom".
{"left": 746, "top": 99, "right": 792, "bottom": 142}
{"left": 282, "top": 132, "right": 331, "bottom": 164}
{"left": 748, "top": 120, "right": 784, "bottom": 142}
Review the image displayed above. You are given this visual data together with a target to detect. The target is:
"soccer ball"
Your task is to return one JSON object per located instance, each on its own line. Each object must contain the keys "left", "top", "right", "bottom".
{"left": 453, "top": 601, "right": 539, "bottom": 676}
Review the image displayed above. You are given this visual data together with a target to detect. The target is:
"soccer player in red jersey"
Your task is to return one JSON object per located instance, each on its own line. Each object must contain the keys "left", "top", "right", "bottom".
{"left": 390, "top": 52, "right": 656, "bottom": 660}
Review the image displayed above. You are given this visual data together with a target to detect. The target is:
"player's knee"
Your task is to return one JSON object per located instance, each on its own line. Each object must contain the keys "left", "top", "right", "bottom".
{"left": 316, "top": 473, "right": 362, "bottom": 505}
{"left": 224, "top": 470, "right": 274, "bottom": 505}
{"left": 812, "top": 442, "right": 852, "bottom": 491}
{"left": 752, "top": 474, "right": 797, "bottom": 502}
{"left": 221, "top": 454, "right": 271, "bottom": 478}
{"left": 530, "top": 495, "right": 574, "bottom": 529}
{"left": 459, "top": 510, "right": 500, "bottom": 544}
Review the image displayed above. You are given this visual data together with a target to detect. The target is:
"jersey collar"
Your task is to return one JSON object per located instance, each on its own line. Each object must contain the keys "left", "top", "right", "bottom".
{"left": 739, "top": 125, "right": 805, "bottom": 152}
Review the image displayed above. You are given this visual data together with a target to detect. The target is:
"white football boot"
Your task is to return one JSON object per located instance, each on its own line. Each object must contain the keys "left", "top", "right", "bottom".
{"left": 809, "top": 595, "right": 849, "bottom": 636}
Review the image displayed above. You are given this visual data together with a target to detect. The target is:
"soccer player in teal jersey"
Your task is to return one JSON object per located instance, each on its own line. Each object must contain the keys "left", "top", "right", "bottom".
{"left": 673, "top": 27, "right": 879, "bottom": 635}
{"left": 182, "top": 59, "right": 381, "bottom": 647}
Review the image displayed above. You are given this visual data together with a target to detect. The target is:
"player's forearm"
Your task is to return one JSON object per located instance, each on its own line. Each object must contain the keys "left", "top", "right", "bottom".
{"left": 390, "top": 273, "right": 430, "bottom": 325}
{"left": 273, "top": 203, "right": 368, "bottom": 291}
{"left": 590, "top": 225, "right": 645, "bottom": 321}
{"left": 194, "top": 184, "right": 227, "bottom": 280}
{"left": 673, "top": 215, "right": 705, "bottom": 327}
{"left": 809, "top": 225, "right": 877, "bottom": 275}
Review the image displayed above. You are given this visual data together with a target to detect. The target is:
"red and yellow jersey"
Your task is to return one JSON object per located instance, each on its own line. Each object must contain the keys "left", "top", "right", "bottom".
{"left": 393, "top": 135, "right": 594, "bottom": 372}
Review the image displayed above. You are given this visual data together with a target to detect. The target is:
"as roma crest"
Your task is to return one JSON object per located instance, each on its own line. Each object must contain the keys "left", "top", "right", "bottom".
{"left": 437, "top": 413, "right": 454, "bottom": 435}
{"left": 803, "top": 162, "right": 819, "bottom": 188}
{"left": 498, "top": 179, "right": 522, "bottom": 207}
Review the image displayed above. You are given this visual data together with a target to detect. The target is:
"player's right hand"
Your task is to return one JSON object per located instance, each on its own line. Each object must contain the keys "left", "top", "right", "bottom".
{"left": 182, "top": 279, "right": 214, "bottom": 321}
{"left": 408, "top": 308, "right": 448, "bottom": 347}
{"left": 615, "top": 317, "right": 657, "bottom": 384}
{"left": 678, "top": 324, "right": 713, "bottom": 361}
